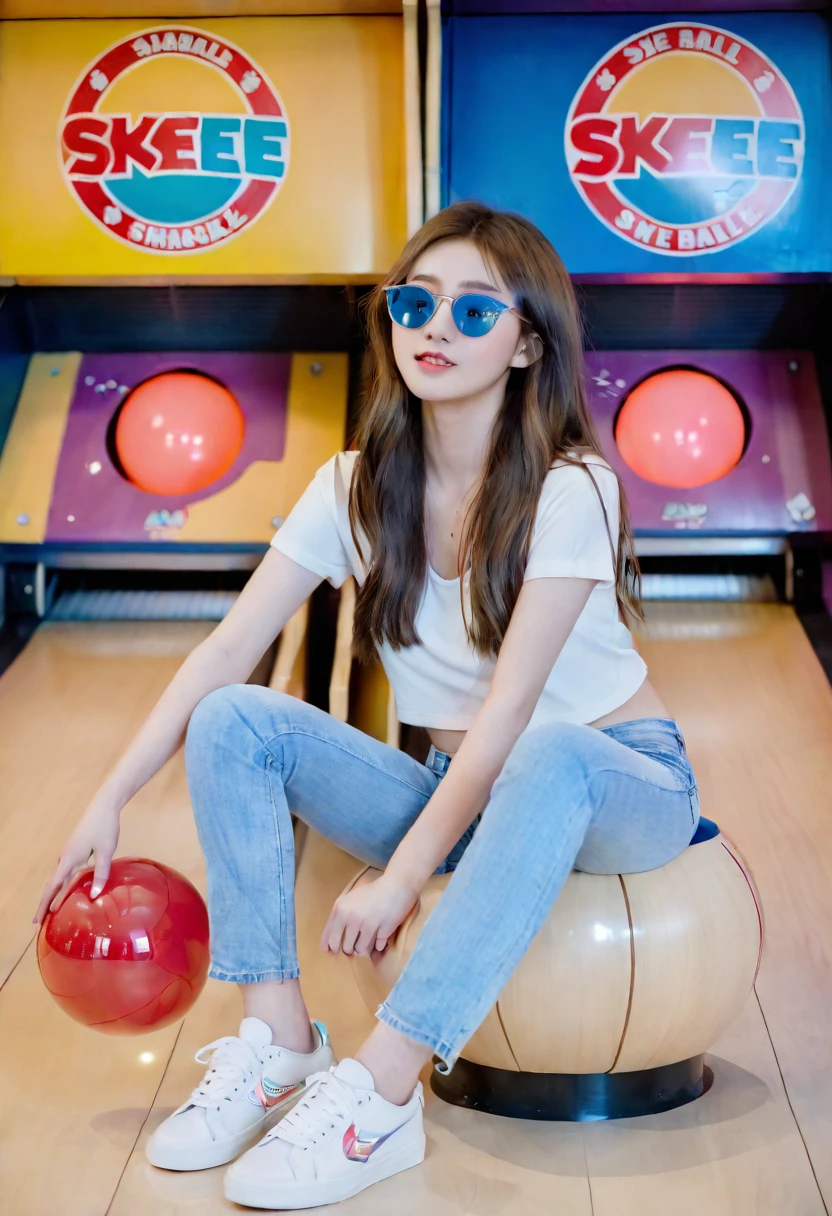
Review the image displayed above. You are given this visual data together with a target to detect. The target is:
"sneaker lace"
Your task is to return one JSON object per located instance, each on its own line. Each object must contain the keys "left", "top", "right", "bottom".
{"left": 187, "top": 1036, "right": 262, "bottom": 1109}
{"left": 264, "top": 1070, "right": 356, "bottom": 1147}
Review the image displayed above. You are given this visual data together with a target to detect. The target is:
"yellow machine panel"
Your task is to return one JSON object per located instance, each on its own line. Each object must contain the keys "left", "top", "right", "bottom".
{"left": 0, "top": 16, "right": 407, "bottom": 280}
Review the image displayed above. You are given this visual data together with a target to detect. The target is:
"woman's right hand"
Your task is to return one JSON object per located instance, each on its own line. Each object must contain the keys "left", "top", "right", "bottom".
{"left": 33, "top": 795, "right": 121, "bottom": 925}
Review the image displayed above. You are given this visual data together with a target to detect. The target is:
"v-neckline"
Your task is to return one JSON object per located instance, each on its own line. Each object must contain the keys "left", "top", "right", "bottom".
{"left": 428, "top": 561, "right": 472, "bottom": 586}
{"left": 428, "top": 564, "right": 460, "bottom": 585}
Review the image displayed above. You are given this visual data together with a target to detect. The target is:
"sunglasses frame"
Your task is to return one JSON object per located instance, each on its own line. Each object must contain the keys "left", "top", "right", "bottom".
{"left": 384, "top": 284, "right": 536, "bottom": 339}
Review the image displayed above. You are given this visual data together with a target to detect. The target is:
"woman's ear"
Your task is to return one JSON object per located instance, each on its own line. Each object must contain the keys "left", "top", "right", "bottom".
{"left": 510, "top": 331, "right": 544, "bottom": 369}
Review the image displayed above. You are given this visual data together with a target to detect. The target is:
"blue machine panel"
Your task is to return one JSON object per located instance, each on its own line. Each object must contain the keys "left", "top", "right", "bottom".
{"left": 443, "top": 13, "right": 832, "bottom": 273}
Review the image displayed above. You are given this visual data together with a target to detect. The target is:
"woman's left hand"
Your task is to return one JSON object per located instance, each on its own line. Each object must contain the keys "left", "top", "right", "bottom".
{"left": 321, "top": 874, "right": 419, "bottom": 957}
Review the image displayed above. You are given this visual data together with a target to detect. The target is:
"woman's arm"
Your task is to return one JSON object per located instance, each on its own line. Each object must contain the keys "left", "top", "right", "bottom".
{"left": 97, "top": 549, "right": 322, "bottom": 809}
{"left": 322, "top": 575, "right": 597, "bottom": 955}
{"left": 35, "top": 547, "right": 323, "bottom": 921}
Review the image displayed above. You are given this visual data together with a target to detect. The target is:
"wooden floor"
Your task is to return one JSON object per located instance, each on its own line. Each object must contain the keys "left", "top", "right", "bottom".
{"left": 1, "top": 605, "right": 832, "bottom": 1215}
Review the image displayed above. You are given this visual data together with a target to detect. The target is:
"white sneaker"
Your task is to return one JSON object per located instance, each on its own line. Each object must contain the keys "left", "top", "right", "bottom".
{"left": 224, "top": 1058, "right": 426, "bottom": 1209}
{"left": 146, "top": 1017, "right": 334, "bottom": 1171}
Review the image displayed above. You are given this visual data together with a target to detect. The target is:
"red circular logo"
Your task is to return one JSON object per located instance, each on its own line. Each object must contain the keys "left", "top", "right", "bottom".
{"left": 60, "top": 27, "right": 290, "bottom": 254}
{"left": 565, "top": 23, "right": 804, "bottom": 256}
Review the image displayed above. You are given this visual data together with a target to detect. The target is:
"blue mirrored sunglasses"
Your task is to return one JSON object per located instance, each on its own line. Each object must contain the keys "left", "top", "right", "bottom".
{"left": 384, "top": 284, "right": 532, "bottom": 339}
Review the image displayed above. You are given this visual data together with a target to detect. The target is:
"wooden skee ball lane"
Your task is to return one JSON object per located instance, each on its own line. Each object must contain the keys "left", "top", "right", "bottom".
{"left": 1, "top": 599, "right": 832, "bottom": 1213}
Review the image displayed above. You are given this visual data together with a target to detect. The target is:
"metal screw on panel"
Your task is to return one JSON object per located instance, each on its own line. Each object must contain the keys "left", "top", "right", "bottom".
{"left": 89, "top": 461, "right": 102, "bottom": 475}
{"left": 67, "top": 515, "right": 75, "bottom": 523}
{"left": 310, "top": 362, "right": 323, "bottom": 376}
{"left": 762, "top": 455, "right": 771, "bottom": 464}
{"left": 24, "top": 584, "right": 33, "bottom": 595}
{"left": 50, "top": 368, "right": 60, "bottom": 377}
{"left": 17, "top": 513, "right": 30, "bottom": 526}
{"left": 271, "top": 516, "right": 284, "bottom": 528}
{"left": 788, "top": 361, "right": 799, "bottom": 372}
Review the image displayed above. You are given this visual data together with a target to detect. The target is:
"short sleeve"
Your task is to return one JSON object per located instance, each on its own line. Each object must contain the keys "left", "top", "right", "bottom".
{"left": 270, "top": 453, "right": 354, "bottom": 589}
{"left": 524, "top": 461, "right": 618, "bottom": 585}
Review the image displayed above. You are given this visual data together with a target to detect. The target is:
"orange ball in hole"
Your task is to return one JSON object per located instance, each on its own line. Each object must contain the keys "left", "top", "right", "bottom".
{"left": 615, "top": 369, "right": 747, "bottom": 490}
{"left": 114, "top": 371, "right": 245, "bottom": 496}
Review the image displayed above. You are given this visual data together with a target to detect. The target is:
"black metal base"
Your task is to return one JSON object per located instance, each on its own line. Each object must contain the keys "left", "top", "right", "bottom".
{"left": 431, "top": 1053, "right": 712, "bottom": 1122}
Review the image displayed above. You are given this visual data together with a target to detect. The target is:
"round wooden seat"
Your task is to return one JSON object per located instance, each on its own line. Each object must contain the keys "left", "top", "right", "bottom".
{"left": 350, "top": 819, "right": 763, "bottom": 1121}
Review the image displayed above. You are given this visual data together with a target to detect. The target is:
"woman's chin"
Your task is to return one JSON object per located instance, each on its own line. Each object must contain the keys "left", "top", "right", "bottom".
{"left": 401, "top": 368, "right": 477, "bottom": 402}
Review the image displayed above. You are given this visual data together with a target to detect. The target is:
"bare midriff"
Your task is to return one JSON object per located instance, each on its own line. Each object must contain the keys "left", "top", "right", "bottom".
{"left": 425, "top": 677, "right": 671, "bottom": 759}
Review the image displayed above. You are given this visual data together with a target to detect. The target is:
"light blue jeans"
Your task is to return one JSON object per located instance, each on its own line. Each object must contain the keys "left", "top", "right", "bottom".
{"left": 185, "top": 686, "right": 700, "bottom": 1070}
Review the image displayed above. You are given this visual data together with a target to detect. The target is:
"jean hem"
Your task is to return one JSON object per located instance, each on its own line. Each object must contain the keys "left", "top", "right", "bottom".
{"left": 376, "top": 1001, "right": 457, "bottom": 1071}
{"left": 208, "top": 965, "right": 301, "bottom": 983}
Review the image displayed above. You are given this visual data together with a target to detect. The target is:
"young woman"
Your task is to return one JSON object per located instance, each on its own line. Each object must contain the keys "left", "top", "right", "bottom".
{"left": 36, "top": 202, "right": 700, "bottom": 1210}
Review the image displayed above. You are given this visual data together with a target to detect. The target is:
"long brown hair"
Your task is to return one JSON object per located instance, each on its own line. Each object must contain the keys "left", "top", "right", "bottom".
{"left": 348, "top": 200, "right": 642, "bottom": 665}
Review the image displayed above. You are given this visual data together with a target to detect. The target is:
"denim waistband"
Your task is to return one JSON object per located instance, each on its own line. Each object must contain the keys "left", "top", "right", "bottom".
{"left": 425, "top": 743, "right": 453, "bottom": 778}
{"left": 598, "top": 716, "right": 687, "bottom": 754}
{"left": 425, "top": 717, "right": 687, "bottom": 778}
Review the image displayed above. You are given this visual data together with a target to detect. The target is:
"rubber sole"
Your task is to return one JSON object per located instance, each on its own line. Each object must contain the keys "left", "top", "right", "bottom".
{"left": 224, "top": 1136, "right": 427, "bottom": 1209}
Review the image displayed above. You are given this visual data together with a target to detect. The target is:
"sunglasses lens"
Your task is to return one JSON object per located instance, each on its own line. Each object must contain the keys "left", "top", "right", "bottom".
{"left": 386, "top": 285, "right": 436, "bottom": 329}
{"left": 452, "top": 294, "right": 504, "bottom": 337}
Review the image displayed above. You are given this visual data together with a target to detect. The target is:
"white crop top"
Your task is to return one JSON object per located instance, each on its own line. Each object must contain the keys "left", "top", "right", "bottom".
{"left": 270, "top": 449, "right": 647, "bottom": 729}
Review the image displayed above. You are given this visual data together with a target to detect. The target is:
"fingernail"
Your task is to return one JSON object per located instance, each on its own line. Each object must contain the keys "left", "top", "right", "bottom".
{"left": 90, "top": 886, "right": 101, "bottom": 899}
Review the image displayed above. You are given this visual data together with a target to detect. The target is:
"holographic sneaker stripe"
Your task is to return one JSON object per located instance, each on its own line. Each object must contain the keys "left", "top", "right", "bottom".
{"left": 247, "top": 1077, "right": 306, "bottom": 1109}
{"left": 342, "top": 1121, "right": 404, "bottom": 1163}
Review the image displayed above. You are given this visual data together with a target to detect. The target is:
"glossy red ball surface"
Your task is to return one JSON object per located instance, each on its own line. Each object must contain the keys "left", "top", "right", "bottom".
{"left": 37, "top": 858, "right": 209, "bottom": 1035}
{"left": 114, "top": 371, "right": 245, "bottom": 496}
{"left": 615, "top": 369, "right": 747, "bottom": 490}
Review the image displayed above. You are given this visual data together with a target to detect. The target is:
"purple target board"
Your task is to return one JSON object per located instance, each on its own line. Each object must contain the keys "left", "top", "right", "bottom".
{"left": 46, "top": 353, "right": 289, "bottom": 543}
{"left": 585, "top": 350, "right": 832, "bottom": 536}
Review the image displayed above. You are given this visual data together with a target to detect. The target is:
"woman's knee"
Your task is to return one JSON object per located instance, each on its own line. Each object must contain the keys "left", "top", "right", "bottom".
{"left": 505, "top": 720, "right": 597, "bottom": 777}
{"left": 185, "top": 684, "right": 299, "bottom": 762}
{"left": 187, "top": 683, "right": 242, "bottom": 749}
{"left": 185, "top": 687, "right": 303, "bottom": 828}
{"left": 484, "top": 722, "right": 596, "bottom": 836}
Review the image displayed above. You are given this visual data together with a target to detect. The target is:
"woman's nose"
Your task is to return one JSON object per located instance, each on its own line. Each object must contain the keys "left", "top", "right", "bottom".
{"left": 424, "top": 297, "right": 454, "bottom": 342}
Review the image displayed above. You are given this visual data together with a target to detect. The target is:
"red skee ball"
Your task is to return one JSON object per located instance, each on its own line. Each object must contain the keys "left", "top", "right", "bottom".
{"left": 615, "top": 368, "right": 747, "bottom": 490}
{"left": 115, "top": 371, "right": 245, "bottom": 496}
{"left": 38, "top": 858, "right": 210, "bottom": 1035}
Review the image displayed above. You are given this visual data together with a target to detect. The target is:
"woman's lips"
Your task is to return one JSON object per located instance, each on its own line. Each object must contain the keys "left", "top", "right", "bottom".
{"left": 415, "top": 352, "right": 456, "bottom": 372}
